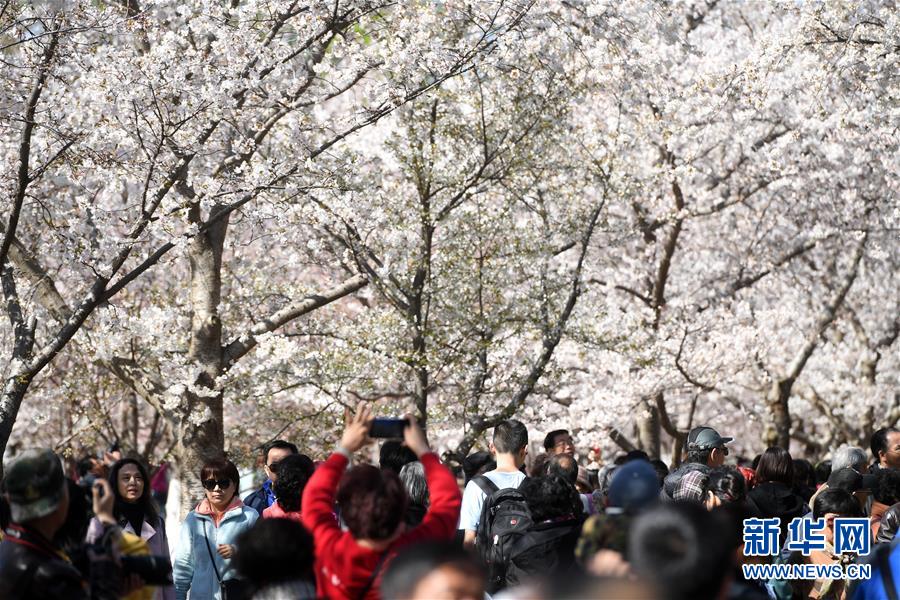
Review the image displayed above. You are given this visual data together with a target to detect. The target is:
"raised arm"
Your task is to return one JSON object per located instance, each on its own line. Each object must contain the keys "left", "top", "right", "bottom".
{"left": 301, "top": 402, "right": 374, "bottom": 551}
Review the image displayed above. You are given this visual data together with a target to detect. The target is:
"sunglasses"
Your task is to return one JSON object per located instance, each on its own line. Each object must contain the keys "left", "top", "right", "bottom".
{"left": 202, "top": 478, "right": 232, "bottom": 491}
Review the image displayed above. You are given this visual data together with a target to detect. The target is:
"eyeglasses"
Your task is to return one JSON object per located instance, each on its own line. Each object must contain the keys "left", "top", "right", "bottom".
{"left": 202, "top": 478, "right": 232, "bottom": 491}
{"left": 720, "top": 447, "right": 729, "bottom": 456}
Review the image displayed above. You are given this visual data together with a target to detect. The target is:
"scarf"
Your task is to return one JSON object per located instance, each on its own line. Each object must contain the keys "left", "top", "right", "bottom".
{"left": 196, "top": 496, "right": 244, "bottom": 527}
{"left": 118, "top": 502, "right": 147, "bottom": 537}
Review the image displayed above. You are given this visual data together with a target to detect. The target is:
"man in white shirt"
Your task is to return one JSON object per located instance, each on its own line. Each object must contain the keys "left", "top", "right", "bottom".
{"left": 458, "top": 420, "right": 529, "bottom": 549}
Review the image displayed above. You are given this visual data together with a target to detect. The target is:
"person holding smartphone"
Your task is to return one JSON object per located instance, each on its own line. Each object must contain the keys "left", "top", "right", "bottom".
{"left": 301, "top": 404, "right": 462, "bottom": 600}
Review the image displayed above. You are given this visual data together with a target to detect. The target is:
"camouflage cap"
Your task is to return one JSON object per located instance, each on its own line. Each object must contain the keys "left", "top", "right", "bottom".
{"left": 2, "top": 449, "right": 66, "bottom": 523}
{"left": 575, "top": 511, "right": 632, "bottom": 564}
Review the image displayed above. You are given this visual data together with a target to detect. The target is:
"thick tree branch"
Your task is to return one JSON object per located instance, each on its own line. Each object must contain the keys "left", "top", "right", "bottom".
{"left": 607, "top": 426, "right": 637, "bottom": 452}
{"left": 454, "top": 186, "right": 607, "bottom": 459}
{"left": 652, "top": 179, "right": 685, "bottom": 328}
{"left": 222, "top": 274, "right": 368, "bottom": 368}
{"left": 0, "top": 24, "right": 59, "bottom": 270}
{"left": 785, "top": 235, "right": 867, "bottom": 385}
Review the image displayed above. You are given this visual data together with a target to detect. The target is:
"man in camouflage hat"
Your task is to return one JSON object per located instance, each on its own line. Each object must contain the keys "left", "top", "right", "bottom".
{"left": 0, "top": 448, "right": 123, "bottom": 599}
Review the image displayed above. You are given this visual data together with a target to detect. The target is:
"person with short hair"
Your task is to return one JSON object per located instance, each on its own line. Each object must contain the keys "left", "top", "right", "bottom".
{"left": 380, "top": 540, "right": 485, "bottom": 600}
{"left": 173, "top": 457, "right": 258, "bottom": 600}
{"left": 788, "top": 488, "right": 862, "bottom": 600}
{"left": 301, "top": 404, "right": 461, "bottom": 600}
{"left": 810, "top": 447, "right": 873, "bottom": 508}
{"left": 834, "top": 446, "right": 870, "bottom": 474}
{"left": 815, "top": 460, "right": 833, "bottom": 486}
{"left": 872, "top": 428, "right": 900, "bottom": 471}
{"left": 459, "top": 420, "right": 528, "bottom": 549}
{"left": 262, "top": 453, "right": 315, "bottom": 523}
{"left": 85, "top": 457, "right": 175, "bottom": 600}
{"left": 244, "top": 440, "right": 299, "bottom": 516}
{"left": 686, "top": 426, "right": 733, "bottom": 468}
{"left": 0, "top": 449, "right": 125, "bottom": 599}
{"left": 543, "top": 429, "right": 599, "bottom": 491}
{"left": 399, "top": 461, "right": 429, "bottom": 527}
{"left": 543, "top": 429, "right": 575, "bottom": 457}
{"left": 232, "top": 517, "right": 316, "bottom": 599}
{"left": 628, "top": 501, "right": 735, "bottom": 600}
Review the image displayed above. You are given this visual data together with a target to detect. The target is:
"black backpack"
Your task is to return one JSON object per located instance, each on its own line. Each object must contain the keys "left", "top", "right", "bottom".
{"left": 473, "top": 476, "right": 532, "bottom": 593}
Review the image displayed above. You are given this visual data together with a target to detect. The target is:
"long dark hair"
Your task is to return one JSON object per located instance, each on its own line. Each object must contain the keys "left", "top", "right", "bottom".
{"left": 108, "top": 458, "right": 159, "bottom": 526}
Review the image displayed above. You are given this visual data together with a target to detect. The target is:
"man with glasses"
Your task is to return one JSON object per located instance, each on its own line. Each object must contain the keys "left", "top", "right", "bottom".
{"left": 243, "top": 440, "right": 298, "bottom": 516}
{"left": 543, "top": 429, "right": 599, "bottom": 492}
{"left": 544, "top": 429, "right": 576, "bottom": 457}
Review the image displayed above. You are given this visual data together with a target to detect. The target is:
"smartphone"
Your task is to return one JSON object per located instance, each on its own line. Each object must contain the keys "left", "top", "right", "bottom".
{"left": 370, "top": 418, "right": 409, "bottom": 439}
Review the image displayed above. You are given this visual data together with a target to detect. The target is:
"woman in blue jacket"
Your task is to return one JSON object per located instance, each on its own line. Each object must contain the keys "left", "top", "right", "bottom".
{"left": 173, "top": 457, "right": 257, "bottom": 600}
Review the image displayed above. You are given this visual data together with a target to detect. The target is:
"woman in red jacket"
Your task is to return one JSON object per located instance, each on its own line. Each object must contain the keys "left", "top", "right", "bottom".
{"left": 301, "top": 405, "right": 462, "bottom": 600}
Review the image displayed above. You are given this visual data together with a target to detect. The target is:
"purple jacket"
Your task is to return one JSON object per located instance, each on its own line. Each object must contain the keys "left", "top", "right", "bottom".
{"left": 87, "top": 515, "right": 175, "bottom": 600}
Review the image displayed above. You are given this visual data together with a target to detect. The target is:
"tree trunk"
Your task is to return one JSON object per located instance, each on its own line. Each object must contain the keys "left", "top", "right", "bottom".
{"left": 175, "top": 205, "right": 229, "bottom": 517}
{"left": 766, "top": 378, "right": 792, "bottom": 449}
{"left": 0, "top": 375, "right": 33, "bottom": 478}
{"left": 636, "top": 398, "right": 661, "bottom": 458}
{"left": 413, "top": 349, "right": 429, "bottom": 430}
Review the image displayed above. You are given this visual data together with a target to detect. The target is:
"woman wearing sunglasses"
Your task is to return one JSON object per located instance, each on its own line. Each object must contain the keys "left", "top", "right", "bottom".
{"left": 173, "top": 457, "right": 258, "bottom": 600}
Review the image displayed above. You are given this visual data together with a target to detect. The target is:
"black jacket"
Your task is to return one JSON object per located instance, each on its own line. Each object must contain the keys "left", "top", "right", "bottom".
{"left": 505, "top": 517, "right": 583, "bottom": 587}
{"left": 0, "top": 523, "right": 121, "bottom": 600}
{"left": 747, "top": 481, "right": 808, "bottom": 544}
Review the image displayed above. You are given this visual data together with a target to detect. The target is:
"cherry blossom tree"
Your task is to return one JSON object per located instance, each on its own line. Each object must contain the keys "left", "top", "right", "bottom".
{"left": 1, "top": 0, "right": 536, "bottom": 501}
{"left": 3, "top": 0, "right": 897, "bottom": 499}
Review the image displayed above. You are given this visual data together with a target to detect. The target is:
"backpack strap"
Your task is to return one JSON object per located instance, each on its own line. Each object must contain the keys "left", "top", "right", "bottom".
{"left": 473, "top": 475, "right": 499, "bottom": 497}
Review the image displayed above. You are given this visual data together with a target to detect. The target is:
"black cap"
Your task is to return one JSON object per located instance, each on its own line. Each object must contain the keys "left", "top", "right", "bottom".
{"left": 827, "top": 468, "right": 863, "bottom": 493}
{"left": 687, "top": 426, "right": 733, "bottom": 450}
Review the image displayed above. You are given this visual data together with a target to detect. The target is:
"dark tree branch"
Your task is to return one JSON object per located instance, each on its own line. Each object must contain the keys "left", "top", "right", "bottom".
{"left": 222, "top": 274, "right": 368, "bottom": 368}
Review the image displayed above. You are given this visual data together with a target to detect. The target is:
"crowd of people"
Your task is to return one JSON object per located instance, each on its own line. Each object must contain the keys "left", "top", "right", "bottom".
{"left": 3, "top": 406, "right": 900, "bottom": 599}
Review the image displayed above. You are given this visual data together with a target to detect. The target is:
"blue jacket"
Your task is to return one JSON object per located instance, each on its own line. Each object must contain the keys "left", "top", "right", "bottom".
{"left": 172, "top": 503, "right": 258, "bottom": 600}
{"left": 852, "top": 540, "right": 900, "bottom": 600}
{"left": 243, "top": 480, "right": 274, "bottom": 516}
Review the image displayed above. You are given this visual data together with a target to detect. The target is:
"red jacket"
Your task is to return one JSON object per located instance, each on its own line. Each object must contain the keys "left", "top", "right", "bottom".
{"left": 301, "top": 452, "right": 461, "bottom": 600}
